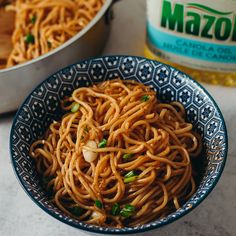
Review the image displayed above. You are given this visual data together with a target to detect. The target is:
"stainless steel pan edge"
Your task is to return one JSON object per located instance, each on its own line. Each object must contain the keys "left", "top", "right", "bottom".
{"left": 0, "top": 0, "right": 114, "bottom": 114}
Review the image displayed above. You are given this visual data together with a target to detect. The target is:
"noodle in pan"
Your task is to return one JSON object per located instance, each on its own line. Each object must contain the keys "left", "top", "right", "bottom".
{"left": 30, "top": 79, "right": 202, "bottom": 228}
{"left": 6, "top": 0, "right": 104, "bottom": 67}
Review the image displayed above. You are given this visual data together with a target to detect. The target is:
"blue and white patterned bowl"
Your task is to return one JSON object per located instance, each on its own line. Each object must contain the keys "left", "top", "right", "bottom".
{"left": 10, "top": 56, "right": 228, "bottom": 234}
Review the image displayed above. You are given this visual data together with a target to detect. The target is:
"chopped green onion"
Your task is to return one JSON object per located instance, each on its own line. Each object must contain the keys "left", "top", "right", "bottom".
{"left": 124, "top": 176, "right": 137, "bottom": 183}
{"left": 98, "top": 139, "right": 107, "bottom": 148}
{"left": 47, "top": 41, "right": 52, "bottom": 48}
{"left": 124, "top": 170, "right": 136, "bottom": 178}
{"left": 120, "top": 204, "right": 135, "bottom": 218}
{"left": 31, "top": 15, "right": 37, "bottom": 24}
{"left": 122, "top": 153, "right": 133, "bottom": 160}
{"left": 124, "top": 170, "right": 137, "bottom": 183}
{"left": 25, "top": 33, "right": 35, "bottom": 44}
{"left": 111, "top": 203, "right": 120, "bottom": 216}
{"left": 71, "top": 102, "right": 80, "bottom": 113}
{"left": 69, "top": 205, "right": 84, "bottom": 216}
{"left": 95, "top": 199, "right": 103, "bottom": 209}
{"left": 141, "top": 95, "right": 149, "bottom": 102}
{"left": 84, "top": 126, "right": 88, "bottom": 132}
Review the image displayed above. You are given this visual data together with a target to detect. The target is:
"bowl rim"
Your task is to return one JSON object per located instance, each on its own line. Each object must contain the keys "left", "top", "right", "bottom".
{"left": 9, "top": 55, "right": 228, "bottom": 234}
{"left": 0, "top": 0, "right": 113, "bottom": 73}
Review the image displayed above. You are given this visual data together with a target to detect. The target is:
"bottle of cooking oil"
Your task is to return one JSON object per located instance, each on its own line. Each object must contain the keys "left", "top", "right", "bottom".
{"left": 145, "top": 0, "right": 236, "bottom": 86}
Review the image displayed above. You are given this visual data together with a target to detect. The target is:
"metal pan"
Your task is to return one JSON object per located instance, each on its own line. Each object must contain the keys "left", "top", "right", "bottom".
{"left": 0, "top": 0, "right": 115, "bottom": 114}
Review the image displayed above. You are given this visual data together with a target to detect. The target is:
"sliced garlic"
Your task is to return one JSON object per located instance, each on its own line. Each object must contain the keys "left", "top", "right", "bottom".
{"left": 82, "top": 140, "right": 98, "bottom": 163}
{"left": 91, "top": 211, "right": 102, "bottom": 219}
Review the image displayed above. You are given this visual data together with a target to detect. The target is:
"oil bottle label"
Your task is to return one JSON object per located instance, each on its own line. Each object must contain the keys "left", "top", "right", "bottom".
{"left": 147, "top": 0, "right": 236, "bottom": 72}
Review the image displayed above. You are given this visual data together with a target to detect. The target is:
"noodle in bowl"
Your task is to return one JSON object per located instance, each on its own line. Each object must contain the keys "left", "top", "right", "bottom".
{"left": 10, "top": 56, "right": 228, "bottom": 234}
{"left": 30, "top": 79, "right": 202, "bottom": 228}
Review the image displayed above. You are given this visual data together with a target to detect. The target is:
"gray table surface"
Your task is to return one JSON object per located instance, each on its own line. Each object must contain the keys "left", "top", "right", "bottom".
{"left": 0, "top": 1, "right": 236, "bottom": 235}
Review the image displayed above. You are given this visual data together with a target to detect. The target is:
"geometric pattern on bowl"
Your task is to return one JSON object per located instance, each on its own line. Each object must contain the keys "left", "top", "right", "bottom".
{"left": 10, "top": 56, "right": 228, "bottom": 234}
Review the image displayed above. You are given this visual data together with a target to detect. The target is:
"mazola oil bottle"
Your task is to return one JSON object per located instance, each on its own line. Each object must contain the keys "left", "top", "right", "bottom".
{"left": 145, "top": 0, "right": 236, "bottom": 86}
